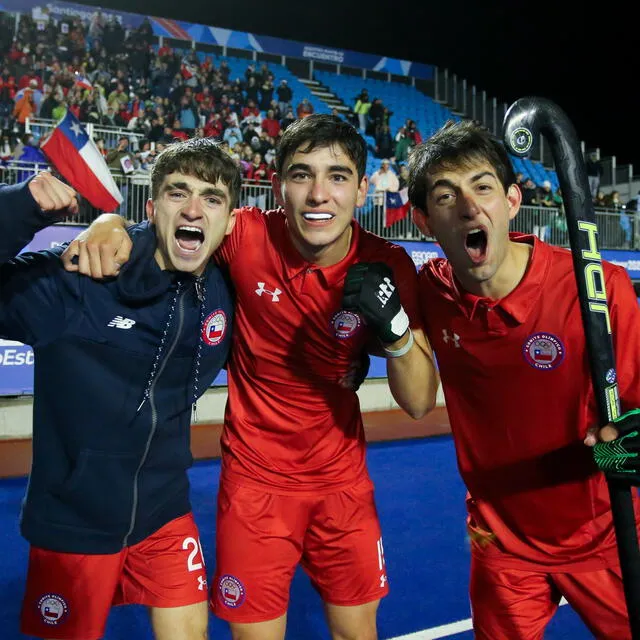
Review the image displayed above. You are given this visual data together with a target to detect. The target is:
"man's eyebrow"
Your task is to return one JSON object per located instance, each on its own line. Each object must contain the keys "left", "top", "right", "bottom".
{"left": 469, "top": 170, "right": 496, "bottom": 183}
{"left": 429, "top": 171, "right": 496, "bottom": 192}
{"left": 428, "top": 178, "right": 456, "bottom": 192}
{"left": 199, "top": 187, "right": 228, "bottom": 200}
{"left": 327, "top": 164, "right": 354, "bottom": 174}
{"left": 285, "top": 163, "right": 354, "bottom": 175}
{"left": 164, "top": 182, "right": 228, "bottom": 200}
{"left": 285, "top": 163, "right": 312, "bottom": 174}
{"left": 164, "top": 181, "right": 192, "bottom": 193}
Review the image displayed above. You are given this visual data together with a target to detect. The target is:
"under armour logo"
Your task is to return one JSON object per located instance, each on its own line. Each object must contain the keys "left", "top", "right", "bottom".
{"left": 107, "top": 316, "right": 136, "bottom": 329}
{"left": 379, "top": 574, "right": 387, "bottom": 588}
{"left": 376, "top": 277, "right": 395, "bottom": 307}
{"left": 255, "top": 282, "right": 282, "bottom": 302}
{"left": 197, "top": 575, "right": 207, "bottom": 591}
{"left": 442, "top": 329, "right": 461, "bottom": 347}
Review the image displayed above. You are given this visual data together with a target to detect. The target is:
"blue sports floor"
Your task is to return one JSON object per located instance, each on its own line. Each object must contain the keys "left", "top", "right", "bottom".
{"left": 0, "top": 436, "right": 594, "bottom": 639}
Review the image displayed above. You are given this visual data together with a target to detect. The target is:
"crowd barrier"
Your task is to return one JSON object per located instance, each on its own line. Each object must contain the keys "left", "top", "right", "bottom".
{"left": 2, "top": 162, "right": 636, "bottom": 249}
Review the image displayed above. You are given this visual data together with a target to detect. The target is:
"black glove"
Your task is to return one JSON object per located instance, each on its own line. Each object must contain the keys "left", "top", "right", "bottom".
{"left": 593, "top": 409, "right": 640, "bottom": 484}
{"left": 342, "top": 262, "right": 409, "bottom": 344}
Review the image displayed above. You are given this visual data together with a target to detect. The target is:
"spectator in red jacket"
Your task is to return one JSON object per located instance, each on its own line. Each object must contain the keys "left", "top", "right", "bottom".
{"left": 261, "top": 109, "right": 280, "bottom": 138}
{"left": 246, "top": 151, "right": 267, "bottom": 209}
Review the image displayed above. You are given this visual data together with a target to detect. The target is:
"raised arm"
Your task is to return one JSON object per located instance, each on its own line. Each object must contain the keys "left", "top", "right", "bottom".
{"left": 342, "top": 262, "right": 439, "bottom": 419}
{"left": 0, "top": 173, "right": 81, "bottom": 346}
{"left": 0, "top": 172, "right": 78, "bottom": 264}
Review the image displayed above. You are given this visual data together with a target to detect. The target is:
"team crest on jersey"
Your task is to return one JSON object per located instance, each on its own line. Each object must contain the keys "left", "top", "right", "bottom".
{"left": 218, "top": 574, "right": 246, "bottom": 608}
{"left": 201, "top": 309, "right": 227, "bottom": 346}
{"left": 331, "top": 310, "right": 362, "bottom": 339}
{"left": 523, "top": 332, "right": 565, "bottom": 370}
{"left": 37, "top": 593, "right": 69, "bottom": 625}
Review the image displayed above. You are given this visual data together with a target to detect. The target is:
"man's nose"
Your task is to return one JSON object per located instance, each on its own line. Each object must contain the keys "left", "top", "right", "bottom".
{"left": 307, "top": 179, "right": 329, "bottom": 204}
{"left": 459, "top": 191, "right": 480, "bottom": 218}
{"left": 181, "top": 197, "right": 202, "bottom": 218}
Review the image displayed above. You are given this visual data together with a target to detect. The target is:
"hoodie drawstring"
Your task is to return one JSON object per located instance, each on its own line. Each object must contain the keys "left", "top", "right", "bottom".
{"left": 191, "top": 276, "right": 206, "bottom": 422}
{"left": 137, "top": 282, "right": 183, "bottom": 413}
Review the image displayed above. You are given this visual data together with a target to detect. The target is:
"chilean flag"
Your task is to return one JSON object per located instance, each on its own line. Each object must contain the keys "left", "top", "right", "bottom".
{"left": 74, "top": 73, "right": 93, "bottom": 90}
{"left": 534, "top": 347, "right": 554, "bottom": 361}
{"left": 208, "top": 320, "right": 224, "bottom": 341}
{"left": 40, "top": 110, "right": 122, "bottom": 212}
{"left": 385, "top": 188, "right": 410, "bottom": 227}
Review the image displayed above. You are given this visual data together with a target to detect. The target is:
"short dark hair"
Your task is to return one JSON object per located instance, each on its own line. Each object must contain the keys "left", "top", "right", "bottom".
{"left": 150, "top": 137, "right": 242, "bottom": 208}
{"left": 407, "top": 120, "right": 516, "bottom": 212}
{"left": 275, "top": 114, "right": 367, "bottom": 180}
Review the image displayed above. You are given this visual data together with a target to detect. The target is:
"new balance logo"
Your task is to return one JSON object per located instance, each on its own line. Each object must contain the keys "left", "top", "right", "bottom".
{"left": 442, "top": 329, "right": 461, "bottom": 347}
{"left": 107, "top": 316, "right": 136, "bottom": 329}
{"left": 255, "top": 282, "right": 282, "bottom": 302}
{"left": 376, "top": 277, "right": 395, "bottom": 307}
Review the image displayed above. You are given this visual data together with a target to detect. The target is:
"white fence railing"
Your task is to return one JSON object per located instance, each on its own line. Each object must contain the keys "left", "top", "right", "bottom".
{"left": 1, "top": 162, "right": 637, "bottom": 250}
{"left": 25, "top": 117, "right": 145, "bottom": 150}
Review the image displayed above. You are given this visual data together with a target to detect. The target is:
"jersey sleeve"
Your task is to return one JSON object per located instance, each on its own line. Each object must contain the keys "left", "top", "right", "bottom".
{"left": 214, "top": 206, "right": 257, "bottom": 267}
{"left": 416, "top": 264, "right": 430, "bottom": 330}
{"left": 385, "top": 244, "right": 423, "bottom": 331}
{"left": 608, "top": 265, "right": 640, "bottom": 411}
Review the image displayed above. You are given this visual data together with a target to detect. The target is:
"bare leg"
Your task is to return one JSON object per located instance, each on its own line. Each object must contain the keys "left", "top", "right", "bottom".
{"left": 324, "top": 600, "right": 380, "bottom": 640}
{"left": 228, "top": 613, "right": 287, "bottom": 640}
{"left": 149, "top": 601, "right": 208, "bottom": 640}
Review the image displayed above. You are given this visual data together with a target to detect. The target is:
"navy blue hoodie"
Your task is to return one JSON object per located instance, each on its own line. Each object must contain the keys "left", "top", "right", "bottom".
{"left": 0, "top": 181, "right": 233, "bottom": 553}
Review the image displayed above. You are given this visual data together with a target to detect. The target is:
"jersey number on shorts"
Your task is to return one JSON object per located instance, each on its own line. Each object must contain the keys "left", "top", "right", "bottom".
{"left": 377, "top": 536, "right": 388, "bottom": 588}
{"left": 182, "top": 536, "right": 205, "bottom": 572}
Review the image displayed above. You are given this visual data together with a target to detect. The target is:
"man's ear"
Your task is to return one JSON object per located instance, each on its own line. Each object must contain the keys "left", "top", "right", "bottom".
{"left": 507, "top": 183, "right": 522, "bottom": 221}
{"left": 225, "top": 208, "right": 237, "bottom": 236}
{"left": 412, "top": 206, "right": 432, "bottom": 237}
{"left": 271, "top": 173, "right": 284, "bottom": 207}
{"left": 356, "top": 175, "right": 369, "bottom": 208}
{"left": 145, "top": 198, "right": 154, "bottom": 222}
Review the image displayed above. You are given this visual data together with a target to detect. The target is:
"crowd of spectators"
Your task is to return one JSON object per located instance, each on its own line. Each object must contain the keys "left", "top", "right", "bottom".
{"left": 350, "top": 87, "right": 424, "bottom": 164}
{"left": 0, "top": 9, "right": 315, "bottom": 186}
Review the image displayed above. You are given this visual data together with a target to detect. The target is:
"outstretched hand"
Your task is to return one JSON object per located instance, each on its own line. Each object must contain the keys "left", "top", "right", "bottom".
{"left": 586, "top": 409, "right": 640, "bottom": 484}
{"left": 28, "top": 172, "right": 79, "bottom": 217}
{"left": 61, "top": 213, "right": 131, "bottom": 279}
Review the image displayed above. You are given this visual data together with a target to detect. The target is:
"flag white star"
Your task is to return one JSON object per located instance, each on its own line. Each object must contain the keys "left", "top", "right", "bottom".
{"left": 70, "top": 121, "right": 82, "bottom": 137}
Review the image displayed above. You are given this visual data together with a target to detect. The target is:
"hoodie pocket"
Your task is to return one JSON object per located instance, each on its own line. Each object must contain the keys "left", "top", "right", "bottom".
{"left": 53, "top": 449, "right": 140, "bottom": 531}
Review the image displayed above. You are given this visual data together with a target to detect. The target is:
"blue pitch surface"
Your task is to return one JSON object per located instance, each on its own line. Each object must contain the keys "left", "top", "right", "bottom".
{"left": 0, "top": 436, "right": 593, "bottom": 639}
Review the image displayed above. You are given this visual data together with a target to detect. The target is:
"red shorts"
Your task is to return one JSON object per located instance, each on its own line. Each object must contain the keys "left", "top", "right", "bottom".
{"left": 470, "top": 555, "right": 631, "bottom": 639}
{"left": 21, "top": 513, "right": 208, "bottom": 640}
{"left": 210, "top": 478, "right": 389, "bottom": 623}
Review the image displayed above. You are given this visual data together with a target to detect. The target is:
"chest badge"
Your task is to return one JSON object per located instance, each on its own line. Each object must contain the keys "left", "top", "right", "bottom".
{"left": 523, "top": 332, "right": 565, "bottom": 370}
{"left": 202, "top": 309, "right": 227, "bottom": 346}
{"left": 331, "top": 310, "right": 362, "bottom": 339}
